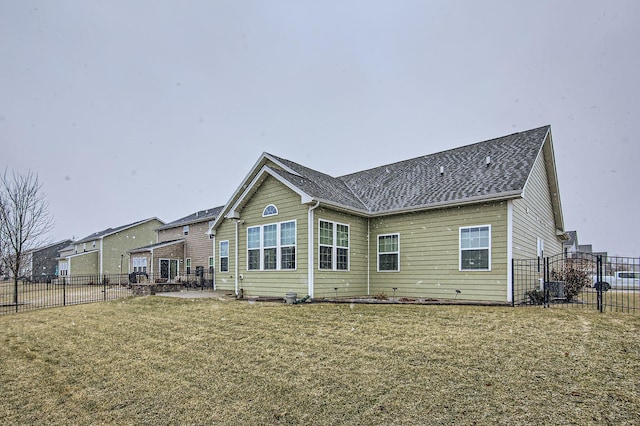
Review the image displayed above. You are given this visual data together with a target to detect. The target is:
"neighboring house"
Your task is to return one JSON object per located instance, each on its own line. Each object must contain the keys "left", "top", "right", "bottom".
{"left": 20, "top": 239, "right": 73, "bottom": 280}
{"left": 563, "top": 230, "right": 578, "bottom": 258}
{"left": 209, "top": 125, "right": 567, "bottom": 303}
{"left": 128, "top": 207, "right": 223, "bottom": 280}
{"left": 57, "top": 218, "right": 164, "bottom": 276}
{"left": 578, "top": 244, "right": 593, "bottom": 255}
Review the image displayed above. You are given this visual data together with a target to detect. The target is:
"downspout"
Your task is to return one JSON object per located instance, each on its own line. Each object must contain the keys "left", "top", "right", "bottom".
{"left": 367, "top": 218, "right": 370, "bottom": 296}
{"left": 234, "top": 219, "right": 239, "bottom": 296}
{"left": 307, "top": 201, "right": 320, "bottom": 298}
{"left": 99, "top": 238, "right": 103, "bottom": 277}
{"left": 507, "top": 200, "right": 514, "bottom": 303}
{"left": 211, "top": 234, "right": 216, "bottom": 290}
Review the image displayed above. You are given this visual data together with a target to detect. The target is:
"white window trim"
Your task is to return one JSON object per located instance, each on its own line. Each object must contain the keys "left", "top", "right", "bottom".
{"left": 377, "top": 233, "right": 400, "bottom": 272}
{"left": 132, "top": 257, "right": 148, "bottom": 273}
{"left": 459, "top": 225, "right": 491, "bottom": 271}
{"left": 208, "top": 256, "right": 214, "bottom": 272}
{"left": 262, "top": 204, "right": 278, "bottom": 217}
{"left": 318, "top": 219, "right": 350, "bottom": 271}
{"left": 247, "top": 220, "right": 297, "bottom": 271}
{"left": 219, "top": 240, "right": 229, "bottom": 273}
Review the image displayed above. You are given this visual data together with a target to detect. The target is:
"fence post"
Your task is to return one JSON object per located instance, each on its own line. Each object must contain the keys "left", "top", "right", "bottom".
{"left": 596, "top": 255, "right": 603, "bottom": 313}
{"left": 63, "top": 277, "right": 66, "bottom": 306}
{"left": 511, "top": 258, "right": 515, "bottom": 307}
{"left": 543, "top": 257, "right": 551, "bottom": 308}
{"left": 103, "top": 275, "right": 107, "bottom": 301}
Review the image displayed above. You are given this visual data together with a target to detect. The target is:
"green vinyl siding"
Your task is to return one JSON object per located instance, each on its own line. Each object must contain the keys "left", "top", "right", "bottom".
{"left": 512, "top": 143, "right": 563, "bottom": 260}
{"left": 68, "top": 251, "right": 99, "bottom": 276}
{"left": 215, "top": 176, "right": 309, "bottom": 297}
{"left": 214, "top": 221, "right": 236, "bottom": 292}
{"left": 101, "top": 219, "right": 163, "bottom": 275}
{"left": 369, "top": 202, "right": 509, "bottom": 302}
{"left": 313, "top": 207, "right": 368, "bottom": 298}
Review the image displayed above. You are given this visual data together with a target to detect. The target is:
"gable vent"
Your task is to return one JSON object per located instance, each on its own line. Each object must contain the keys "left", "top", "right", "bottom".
{"left": 439, "top": 166, "right": 444, "bottom": 175}
{"left": 486, "top": 156, "right": 491, "bottom": 166}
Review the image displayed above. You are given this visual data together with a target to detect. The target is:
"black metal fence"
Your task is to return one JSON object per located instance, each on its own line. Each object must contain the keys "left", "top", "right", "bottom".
{"left": 513, "top": 253, "right": 639, "bottom": 314}
{"left": 0, "top": 271, "right": 215, "bottom": 315}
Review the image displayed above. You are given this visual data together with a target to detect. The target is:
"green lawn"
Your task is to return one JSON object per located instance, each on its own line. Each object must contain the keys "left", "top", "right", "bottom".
{"left": 1, "top": 296, "right": 639, "bottom": 425}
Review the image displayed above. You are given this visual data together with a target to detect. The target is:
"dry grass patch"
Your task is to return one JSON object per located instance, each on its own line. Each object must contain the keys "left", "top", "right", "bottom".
{"left": 1, "top": 297, "right": 639, "bottom": 425}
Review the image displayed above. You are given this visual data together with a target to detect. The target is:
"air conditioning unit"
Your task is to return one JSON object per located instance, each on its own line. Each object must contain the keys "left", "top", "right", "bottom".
{"left": 545, "top": 281, "right": 565, "bottom": 300}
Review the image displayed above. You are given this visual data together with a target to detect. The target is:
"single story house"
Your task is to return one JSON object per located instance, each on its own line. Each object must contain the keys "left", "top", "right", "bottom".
{"left": 209, "top": 125, "right": 567, "bottom": 303}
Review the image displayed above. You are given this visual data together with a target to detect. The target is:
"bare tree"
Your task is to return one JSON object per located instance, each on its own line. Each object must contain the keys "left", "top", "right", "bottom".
{"left": 0, "top": 170, "right": 54, "bottom": 294}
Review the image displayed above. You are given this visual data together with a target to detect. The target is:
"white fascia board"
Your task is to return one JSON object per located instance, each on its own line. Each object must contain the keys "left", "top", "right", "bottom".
{"left": 66, "top": 250, "right": 99, "bottom": 259}
{"left": 226, "top": 165, "right": 313, "bottom": 218}
{"left": 262, "top": 153, "right": 302, "bottom": 177}
{"left": 128, "top": 239, "right": 185, "bottom": 254}
{"left": 210, "top": 153, "right": 273, "bottom": 231}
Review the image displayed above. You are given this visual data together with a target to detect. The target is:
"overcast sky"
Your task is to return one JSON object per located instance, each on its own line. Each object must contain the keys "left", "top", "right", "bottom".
{"left": 2, "top": 1, "right": 639, "bottom": 256}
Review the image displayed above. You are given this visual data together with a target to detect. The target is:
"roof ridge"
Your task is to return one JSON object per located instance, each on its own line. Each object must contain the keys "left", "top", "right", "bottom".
{"left": 339, "top": 125, "right": 550, "bottom": 179}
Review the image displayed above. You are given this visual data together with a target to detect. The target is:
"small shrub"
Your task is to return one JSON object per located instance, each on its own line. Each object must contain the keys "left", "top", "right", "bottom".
{"left": 373, "top": 292, "right": 388, "bottom": 300}
{"left": 550, "top": 260, "right": 591, "bottom": 302}
{"left": 526, "top": 288, "right": 545, "bottom": 305}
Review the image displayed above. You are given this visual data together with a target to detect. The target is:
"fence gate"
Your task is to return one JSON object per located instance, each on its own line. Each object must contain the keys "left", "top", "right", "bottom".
{"left": 513, "top": 253, "right": 639, "bottom": 314}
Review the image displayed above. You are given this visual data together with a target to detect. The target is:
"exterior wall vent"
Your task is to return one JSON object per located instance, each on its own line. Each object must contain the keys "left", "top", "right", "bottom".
{"left": 486, "top": 156, "right": 491, "bottom": 166}
{"left": 439, "top": 166, "right": 444, "bottom": 175}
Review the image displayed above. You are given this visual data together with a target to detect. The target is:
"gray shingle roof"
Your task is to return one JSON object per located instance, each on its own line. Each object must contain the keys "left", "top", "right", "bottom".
{"left": 128, "top": 239, "right": 184, "bottom": 253}
{"left": 157, "top": 206, "right": 224, "bottom": 230}
{"left": 267, "top": 126, "right": 549, "bottom": 214}
{"left": 76, "top": 218, "right": 161, "bottom": 244}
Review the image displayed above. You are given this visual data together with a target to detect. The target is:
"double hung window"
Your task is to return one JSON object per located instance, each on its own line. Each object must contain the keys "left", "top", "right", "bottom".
{"left": 378, "top": 234, "right": 400, "bottom": 271}
{"left": 459, "top": 225, "right": 491, "bottom": 270}
{"left": 319, "top": 220, "right": 349, "bottom": 270}
{"left": 219, "top": 240, "right": 229, "bottom": 272}
{"left": 247, "top": 221, "right": 296, "bottom": 270}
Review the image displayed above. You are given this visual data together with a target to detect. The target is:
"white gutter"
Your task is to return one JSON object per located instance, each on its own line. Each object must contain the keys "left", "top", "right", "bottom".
{"left": 308, "top": 190, "right": 524, "bottom": 219}
{"left": 307, "top": 201, "right": 320, "bottom": 297}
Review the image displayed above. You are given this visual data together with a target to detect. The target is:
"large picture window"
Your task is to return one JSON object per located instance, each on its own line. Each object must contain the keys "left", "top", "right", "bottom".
{"left": 247, "top": 221, "right": 296, "bottom": 271}
{"left": 378, "top": 234, "right": 399, "bottom": 271}
{"left": 219, "top": 240, "right": 229, "bottom": 272}
{"left": 319, "top": 220, "right": 349, "bottom": 271}
{"left": 460, "top": 225, "right": 491, "bottom": 271}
